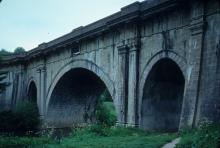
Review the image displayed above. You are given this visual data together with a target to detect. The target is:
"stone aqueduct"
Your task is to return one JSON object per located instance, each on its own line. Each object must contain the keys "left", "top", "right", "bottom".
{"left": 0, "top": 0, "right": 220, "bottom": 131}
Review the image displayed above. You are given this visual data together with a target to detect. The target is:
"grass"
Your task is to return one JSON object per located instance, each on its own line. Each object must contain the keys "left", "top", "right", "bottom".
{"left": 0, "top": 136, "right": 54, "bottom": 148}
{"left": 0, "top": 126, "right": 177, "bottom": 148}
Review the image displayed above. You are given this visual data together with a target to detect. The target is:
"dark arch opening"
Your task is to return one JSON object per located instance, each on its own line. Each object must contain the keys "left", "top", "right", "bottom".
{"left": 141, "top": 58, "right": 185, "bottom": 132}
{"left": 47, "top": 68, "right": 116, "bottom": 127}
{"left": 28, "top": 81, "right": 37, "bottom": 103}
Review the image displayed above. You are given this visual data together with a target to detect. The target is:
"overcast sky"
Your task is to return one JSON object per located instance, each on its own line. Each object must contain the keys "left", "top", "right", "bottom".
{"left": 0, "top": 0, "right": 142, "bottom": 52}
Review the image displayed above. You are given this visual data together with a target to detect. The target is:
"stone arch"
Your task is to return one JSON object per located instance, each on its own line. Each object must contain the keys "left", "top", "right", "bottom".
{"left": 46, "top": 59, "right": 115, "bottom": 109}
{"left": 45, "top": 59, "right": 116, "bottom": 127}
{"left": 27, "top": 79, "right": 37, "bottom": 103}
{"left": 139, "top": 50, "right": 187, "bottom": 105}
{"left": 139, "top": 50, "right": 187, "bottom": 131}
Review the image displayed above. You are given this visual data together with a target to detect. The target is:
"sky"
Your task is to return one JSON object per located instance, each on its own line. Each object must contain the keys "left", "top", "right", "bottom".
{"left": 0, "top": 0, "right": 142, "bottom": 52}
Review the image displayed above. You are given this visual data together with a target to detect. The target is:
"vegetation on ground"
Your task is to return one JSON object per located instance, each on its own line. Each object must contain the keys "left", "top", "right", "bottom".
{"left": 176, "top": 121, "right": 220, "bottom": 148}
{"left": 0, "top": 101, "right": 40, "bottom": 135}
{"left": 0, "top": 126, "right": 177, "bottom": 148}
{"left": 0, "top": 136, "right": 54, "bottom": 148}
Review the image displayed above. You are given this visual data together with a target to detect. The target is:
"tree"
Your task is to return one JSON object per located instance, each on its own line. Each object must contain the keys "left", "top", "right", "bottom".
{"left": 0, "top": 49, "right": 12, "bottom": 56}
{"left": 14, "top": 47, "right": 25, "bottom": 54}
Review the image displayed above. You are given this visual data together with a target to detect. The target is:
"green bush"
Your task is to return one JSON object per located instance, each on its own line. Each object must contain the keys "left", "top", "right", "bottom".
{"left": 176, "top": 122, "right": 220, "bottom": 148}
{"left": 0, "top": 101, "right": 40, "bottom": 135}
{"left": 95, "top": 90, "right": 117, "bottom": 127}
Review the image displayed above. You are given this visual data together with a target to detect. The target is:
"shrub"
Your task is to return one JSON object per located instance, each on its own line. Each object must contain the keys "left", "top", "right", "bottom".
{"left": 95, "top": 90, "right": 116, "bottom": 127}
{"left": 176, "top": 122, "right": 220, "bottom": 148}
{"left": 95, "top": 103, "right": 116, "bottom": 127}
{"left": 0, "top": 101, "right": 40, "bottom": 135}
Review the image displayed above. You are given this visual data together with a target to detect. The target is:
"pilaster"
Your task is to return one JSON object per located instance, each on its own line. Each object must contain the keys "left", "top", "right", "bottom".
{"left": 127, "top": 41, "right": 139, "bottom": 127}
{"left": 37, "top": 65, "right": 46, "bottom": 119}
{"left": 117, "top": 44, "right": 129, "bottom": 125}
{"left": 180, "top": 1, "right": 206, "bottom": 128}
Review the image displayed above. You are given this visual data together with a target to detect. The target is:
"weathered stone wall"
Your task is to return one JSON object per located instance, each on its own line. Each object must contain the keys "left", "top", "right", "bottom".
{"left": 196, "top": 0, "right": 220, "bottom": 124}
{"left": 0, "top": 64, "right": 27, "bottom": 109}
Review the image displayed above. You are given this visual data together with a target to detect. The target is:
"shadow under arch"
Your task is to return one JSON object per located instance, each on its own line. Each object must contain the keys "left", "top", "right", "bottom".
{"left": 139, "top": 51, "right": 186, "bottom": 132}
{"left": 46, "top": 60, "right": 116, "bottom": 127}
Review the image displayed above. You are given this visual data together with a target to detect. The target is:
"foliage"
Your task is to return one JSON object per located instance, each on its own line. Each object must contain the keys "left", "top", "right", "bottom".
{"left": 14, "top": 47, "right": 25, "bottom": 54}
{"left": 100, "top": 89, "right": 112, "bottom": 102}
{"left": 176, "top": 121, "right": 220, "bottom": 148}
{"left": 0, "top": 49, "right": 12, "bottom": 56}
{"left": 0, "top": 101, "right": 40, "bottom": 135}
{"left": 95, "top": 89, "right": 117, "bottom": 127}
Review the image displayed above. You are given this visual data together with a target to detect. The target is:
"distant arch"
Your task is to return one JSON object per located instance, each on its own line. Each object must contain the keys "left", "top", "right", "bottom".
{"left": 27, "top": 80, "right": 37, "bottom": 103}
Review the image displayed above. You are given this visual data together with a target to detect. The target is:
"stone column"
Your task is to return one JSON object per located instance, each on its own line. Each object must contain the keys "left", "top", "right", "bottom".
{"left": 117, "top": 44, "right": 129, "bottom": 125}
{"left": 17, "top": 65, "right": 26, "bottom": 103}
{"left": 127, "top": 42, "right": 139, "bottom": 127}
{"left": 179, "top": 1, "right": 205, "bottom": 128}
{"left": 40, "top": 66, "right": 46, "bottom": 118}
{"left": 36, "top": 68, "right": 42, "bottom": 115}
{"left": 37, "top": 66, "right": 46, "bottom": 119}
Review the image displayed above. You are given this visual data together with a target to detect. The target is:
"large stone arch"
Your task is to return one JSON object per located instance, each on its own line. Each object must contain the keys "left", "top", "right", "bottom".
{"left": 139, "top": 50, "right": 187, "bottom": 105}
{"left": 139, "top": 50, "right": 187, "bottom": 131}
{"left": 46, "top": 59, "right": 115, "bottom": 110}
{"left": 45, "top": 59, "right": 116, "bottom": 127}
